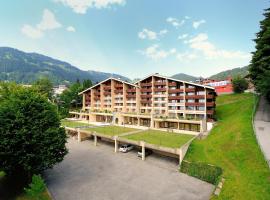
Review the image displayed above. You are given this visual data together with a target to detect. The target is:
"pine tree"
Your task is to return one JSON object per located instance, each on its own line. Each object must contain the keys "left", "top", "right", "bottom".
{"left": 250, "top": 8, "right": 270, "bottom": 100}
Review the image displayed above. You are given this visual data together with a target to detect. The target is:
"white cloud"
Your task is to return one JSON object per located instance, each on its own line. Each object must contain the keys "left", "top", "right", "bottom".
{"left": 193, "top": 19, "right": 206, "bottom": 29}
{"left": 138, "top": 28, "right": 168, "bottom": 40}
{"left": 66, "top": 26, "right": 76, "bottom": 32}
{"left": 178, "top": 34, "right": 188, "bottom": 40}
{"left": 54, "top": 0, "right": 126, "bottom": 14}
{"left": 139, "top": 44, "right": 176, "bottom": 60}
{"left": 187, "top": 33, "right": 250, "bottom": 59}
{"left": 21, "top": 9, "right": 61, "bottom": 39}
{"left": 166, "top": 17, "right": 185, "bottom": 28}
{"left": 176, "top": 52, "right": 198, "bottom": 61}
{"left": 21, "top": 25, "right": 44, "bottom": 39}
{"left": 138, "top": 29, "right": 157, "bottom": 40}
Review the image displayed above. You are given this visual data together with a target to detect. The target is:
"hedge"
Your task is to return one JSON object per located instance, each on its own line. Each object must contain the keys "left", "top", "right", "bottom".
{"left": 180, "top": 160, "right": 222, "bottom": 185}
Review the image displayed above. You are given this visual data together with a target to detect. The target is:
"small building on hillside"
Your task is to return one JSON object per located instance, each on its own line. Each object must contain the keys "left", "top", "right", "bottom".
{"left": 202, "top": 77, "right": 233, "bottom": 95}
{"left": 53, "top": 85, "right": 67, "bottom": 96}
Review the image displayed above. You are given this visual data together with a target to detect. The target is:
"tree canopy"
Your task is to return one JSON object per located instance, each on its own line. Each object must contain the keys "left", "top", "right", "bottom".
{"left": 232, "top": 76, "right": 248, "bottom": 93}
{"left": 249, "top": 7, "right": 270, "bottom": 100}
{"left": 32, "top": 77, "right": 53, "bottom": 100}
{"left": 0, "top": 82, "right": 67, "bottom": 175}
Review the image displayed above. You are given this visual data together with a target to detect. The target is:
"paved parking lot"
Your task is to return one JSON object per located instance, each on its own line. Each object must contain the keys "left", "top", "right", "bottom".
{"left": 45, "top": 138, "right": 214, "bottom": 200}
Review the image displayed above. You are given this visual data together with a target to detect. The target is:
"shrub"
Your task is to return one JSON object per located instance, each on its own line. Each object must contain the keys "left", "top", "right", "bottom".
{"left": 180, "top": 160, "right": 222, "bottom": 185}
{"left": 232, "top": 76, "right": 248, "bottom": 93}
{"left": 24, "top": 174, "right": 46, "bottom": 199}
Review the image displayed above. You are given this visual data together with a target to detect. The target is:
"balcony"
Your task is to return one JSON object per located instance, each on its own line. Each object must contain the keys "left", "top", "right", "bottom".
{"left": 141, "top": 88, "right": 152, "bottom": 93}
{"left": 141, "top": 82, "right": 152, "bottom": 87}
{"left": 185, "top": 87, "right": 196, "bottom": 92}
{"left": 115, "top": 83, "right": 123, "bottom": 88}
{"left": 141, "top": 94, "right": 152, "bottom": 98}
{"left": 104, "top": 91, "right": 111, "bottom": 96}
{"left": 94, "top": 92, "right": 100, "bottom": 96}
{"left": 185, "top": 102, "right": 205, "bottom": 106}
{"left": 168, "top": 82, "right": 177, "bottom": 87}
{"left": 168, "top": 102, "right": 184, "bottom": 106}
{"left": 141, "top": 100, "right": 152, "bottom": 104}
{"left": 127, "top": 88, "right": 136, "bottom": 93}
{"left": 185, "top": 95, "right": 205, "bottom": 99}
{"left": 126, "top": 94, "right": 136, "bottom": 98}
{"left": 114, "top": 89, "right": 123, "bottom": 94}
{"left": 94, "top": 97, "right": 100, "bottom": 101}
{"left": 206, "top": 102, "right": 215, "bottom": 107}
{"left": 168, "top": 96, "right": 184, "bottom": 100}
{"left": 154, "top": 82, "right": 166, "bottom": 86}
{"left": 206, "top": 110, "right": 214, "bottom": 115}
{"left": 103, "top": 85, "right": 111, "bottom": 90}
{"left": 154, "top": 88, "right": 166, "bottom": 92}
{"left": 168, "top": 89, "right": 183, "bottom": 93}
{"left": 206, "top": 95, "right": 214, "bottom": 99}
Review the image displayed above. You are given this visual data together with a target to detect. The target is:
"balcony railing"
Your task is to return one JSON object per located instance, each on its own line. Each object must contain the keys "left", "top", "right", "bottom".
{"left": 168, "top": 89, "right": 183, "bottom": 93}
{"left": 206, "top": 95, "right": 214, "bottom": 99}
{"left": 141, "top": 88, "right": 152, "bottom": 92}
{"left": 168, "top": 82, "right": 177, "bottom": 86}
{"left": 126, "top": 94, "right": 136, "bottom": 98}
{"left": 103, "top": 85, "right": 111, "bottom": 90}
{"left": 114, "top": 89, "right": 123, "bottom": 94}
{"left": 141, "top": 94, "right": 152, "bottom": 98}
{"left": 154, "top": 88, "right": 166, "bottom": 92}
{"left": 206, "top": 110, "right": 214, "bottom": 115}
{"left": 104, "top": 91, "right": 111, "bottom": 96}
{"left": 141, "top": 100, "right": 152, "bottom": 104}
{"left": 154, "top": 82, "right": 166, "bottom": 86}
{"left": 206, "top": 102, "right": 215, "bottom": 107}
{"left": 126, "top": 88, "right": 136, "bottom": 93}
{"left": 185, "top": 102, "right": 205, "bottom": 106}
{"left": 168, "top": 96, "right": 184, "bottom": 100}
{"left": 185, "top": 88, "right": 196, "bottom": 92}
{"left": 185, "top": 95, "right": 205, "bottom": 99}
{"left": 141, "top": 82, "right": 152, "bottom": 87}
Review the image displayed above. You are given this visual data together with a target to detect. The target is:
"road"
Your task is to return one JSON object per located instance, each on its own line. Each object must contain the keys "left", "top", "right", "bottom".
{"left": 254, "top": 96, "right": 270, "bottom": 167}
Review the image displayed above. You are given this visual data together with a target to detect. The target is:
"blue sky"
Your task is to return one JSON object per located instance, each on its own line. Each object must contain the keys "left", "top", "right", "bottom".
{"left": 0, "top": 0, "right": 269, "bottom": 79}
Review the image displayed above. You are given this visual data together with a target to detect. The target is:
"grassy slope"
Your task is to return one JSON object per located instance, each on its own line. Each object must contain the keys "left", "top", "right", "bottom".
{"left": 185, "top": 93, "right": 270, "bottom": 199}
{"left": 123, "top": 130, "right": 194, "bottom": 148}
{"left": 85, "top": 126, "right": 137, "bottom": 136}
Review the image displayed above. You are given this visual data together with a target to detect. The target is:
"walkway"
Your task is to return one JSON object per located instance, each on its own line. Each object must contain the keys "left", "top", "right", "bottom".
{"left": 254, "top": 96, "right": 270, "bottom": 167}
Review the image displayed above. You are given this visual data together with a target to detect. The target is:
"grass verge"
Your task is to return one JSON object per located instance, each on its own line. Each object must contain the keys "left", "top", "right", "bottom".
{"left": 84, "top": 126, "right": 137, "bottom": 136}
{"left": 184, "top": 93, "right": 270, "bottom": 199}
{"left": 61, "top": 119, "right": 90, "bottom": 128}
{"left": 122, "top": 129, "right": 194, "bottom": 148}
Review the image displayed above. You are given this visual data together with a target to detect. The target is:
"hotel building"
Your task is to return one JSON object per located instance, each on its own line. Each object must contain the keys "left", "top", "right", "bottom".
{"left": 70, "top": 73, "right": 216, "bottom": 134}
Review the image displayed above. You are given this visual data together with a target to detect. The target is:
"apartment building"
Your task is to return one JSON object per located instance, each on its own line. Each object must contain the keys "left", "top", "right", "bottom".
{"left": 72, "top": 73, "right": 216, "bottom": 133}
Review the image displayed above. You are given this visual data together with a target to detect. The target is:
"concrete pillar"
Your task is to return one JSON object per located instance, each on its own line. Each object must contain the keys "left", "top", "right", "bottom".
{"left": 179, "top": 148, "right": 183, "bottom": 166}
{"left": 77, "top": 129, "right": 81, "bottom": 142}
{"left": 114, "top": 136, "right": 118, "bottom": 153}
{"left": 94, "top": 134, "right": 97, "bottom": 146}
{"left": 141, "top": 141, "right": 145, "bottom": 161}
{"left": 150, "top": 114, "right": 154, "bottom": 128}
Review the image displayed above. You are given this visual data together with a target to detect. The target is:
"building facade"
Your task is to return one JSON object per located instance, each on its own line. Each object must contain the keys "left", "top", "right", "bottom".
{"left": 202, "top": 77, "right": 233, "bottom": 94}
{"left": 71, "top": 74, "right": 216, "bottom": 134}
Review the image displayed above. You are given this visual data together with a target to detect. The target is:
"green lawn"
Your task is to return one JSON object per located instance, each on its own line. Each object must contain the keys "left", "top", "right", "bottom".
{"left": 61, "top": 119, "right": 90, "bottom": 128}
{"left": 122, "top": 130, "right": 194, "bottom": 148}
{"left": 84, "top": 126, "right": 137, "bottom": 136}
{"left": 184, "top": 93, "right": 270, "bottom": 199}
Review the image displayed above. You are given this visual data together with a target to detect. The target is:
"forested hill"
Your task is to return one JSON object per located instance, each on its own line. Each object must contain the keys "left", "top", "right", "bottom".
{"left": 0, "top": 47, "right": 130, "bottom": 85}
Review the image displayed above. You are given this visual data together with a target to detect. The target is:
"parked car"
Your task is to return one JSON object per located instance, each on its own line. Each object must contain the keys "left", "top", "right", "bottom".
{"left": 119, "top": 144, "right": 134, "bottom": 153}
{"left": 138, "top": 149, "right": 153, "bottom": 157}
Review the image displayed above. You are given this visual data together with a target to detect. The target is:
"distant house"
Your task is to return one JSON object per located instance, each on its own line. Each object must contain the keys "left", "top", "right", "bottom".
{"left": 53, "top": 85, "right": 67, "bottom": 96}
{"left": 202, "top": 77, "right": 233, "bottom": 95}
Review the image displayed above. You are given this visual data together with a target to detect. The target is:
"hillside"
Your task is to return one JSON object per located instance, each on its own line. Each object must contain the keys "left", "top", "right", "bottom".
{"left": 185, "top": 93, "right": 270, "bottom": 199}
{"left": 0, "top": 47, "right": 130, "bottom": 85}
{"left": 209, "top": 66, "right": 249, "bottom": 80}
{"left": 171, "top": 73, "right": 198, "bottom": 82}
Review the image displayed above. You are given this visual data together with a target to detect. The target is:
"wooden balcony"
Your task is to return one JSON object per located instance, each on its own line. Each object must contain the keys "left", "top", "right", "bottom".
{"left": 168, "top": 82, "right": 177, "bottom": 86}
{"left": 141, "top": 100, "right": 152, "bottom": 104}
{"left": 104, "top": 91, "right": 111, "bottom": 96}
{"left": 185, "top": 87, "right": 196, "bottom": 92}
{"left": 126, "top": 94, "right": 136, "bottom": 98}
{"left": 103, "top": 85, "right": 111, "bottom": 90}
{"left": 154, "top": 88, "right": 166, "bottom": 92}
{"left": 141, "top": 94, "right": 152, "bottom": 98}
{"left": 206, "top": 102, "right": 215, "bottom": 107}
{"left": 94, "top": 97, "right": 100, "bottom": 101}
{"left": 115, "top": 83, "right": 123, "bottom": 88}
{"left": 206, "top": 110, "right": 214, "bottom": 115}
{"left": 185, "top": 95, "right": 205, "bottom": 99}
{"left": 141, "top": 82, "right": 152, "bottom": 87}
{"left": 154, "top": 82, "right": 166, "bottom": 86}
{"left": 141, "top": 88, "right": 152, "bottom": 92}
{"left": 94, "top": 92, "right": 100, "bottom": 96}
{"left": 185, "top": 102, "right": 205, "bottom": 106}
{"left": 168, "top": 96, "right": 184, "bottom": 100}
{"left": 168, "top": 89, "right": 183, "bottom": 93}
{"left": 126, "top": 88, "right": 136, "bottom": 93}
{"left": 206, "top": 95, "right": 214, "bottom": 99}
{"left": 114, "top": 89, "right": 123, "bottom": 94}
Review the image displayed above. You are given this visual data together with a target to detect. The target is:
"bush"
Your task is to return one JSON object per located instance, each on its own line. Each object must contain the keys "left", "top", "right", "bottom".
{"left": 180, "top": 160, "right": 222, "bottom": 185}
{"left": 24, "top": 174, "right": 46, "bottom": 199}
{"left": 232, "top": 76, "right": 248, "bottom": 93}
